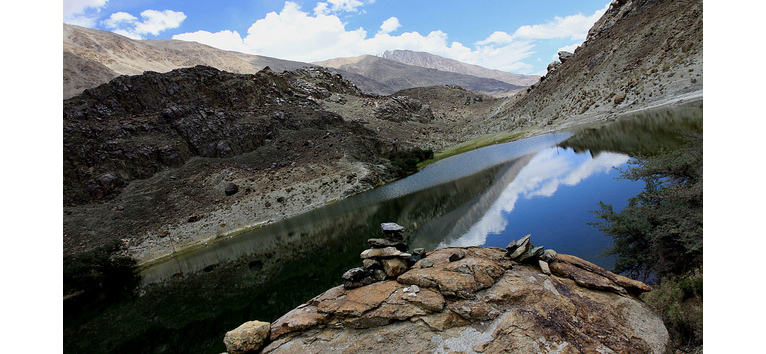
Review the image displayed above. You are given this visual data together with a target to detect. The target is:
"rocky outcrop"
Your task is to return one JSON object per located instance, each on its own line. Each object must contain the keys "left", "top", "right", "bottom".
{"left": 63, "top": 65, "right": 377, "bottom": 205}
{"left": 374, "top": 96, "right": 435, "bottom": 123}
{"left": 496, "top": 0, "right": 703, "bottom": 131}
{"left": 229, "top": 237, "right": 666, "bottom": 353}
{"left": 558, "top": 51, "right": 574, "bottom": 63}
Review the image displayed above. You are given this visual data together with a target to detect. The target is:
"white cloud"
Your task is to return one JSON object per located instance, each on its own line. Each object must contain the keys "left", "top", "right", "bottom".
{"left": 477, "top": 3, "right": 608, "bottom": 46}
{"left": 102, "top": 9, "right": 186, "bottom": 40}
{"left": 102, "top": 12, "right": 137, "bottom": 28}
{"left": 314, "top": 0, "right": 373, "bottom": 15}
{"left": 63, "top": 0, "right": 108, "bottom": 17}
{"left": 379, "top": 17, "right": 401, "bottom": 34}
{"left": 173, "top": 30, "right": 249, "bottom": 53}
{"left": 63, "top": 0, "right": 109, "bottom": 27}
{"left": 171, "top": 1, "right": 605, "bottom": 75}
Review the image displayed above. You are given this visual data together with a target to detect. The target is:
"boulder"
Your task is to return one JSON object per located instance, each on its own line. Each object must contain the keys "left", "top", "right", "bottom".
{"left": 224, "top": 182, "right": 239, "bottom": 196}
{"left": 259, "top": 247, "right": 666, "bottom": 354}
{"left": 223, "top": 320, "right": 270, "bottom": 354}
{"left": 558, "top": 51, "right": 574, "bottom": 63}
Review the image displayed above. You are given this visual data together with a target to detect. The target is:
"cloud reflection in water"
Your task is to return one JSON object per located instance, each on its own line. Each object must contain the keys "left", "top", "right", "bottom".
{"left": 442, "top": 148, "right": 630, "bottom": 248}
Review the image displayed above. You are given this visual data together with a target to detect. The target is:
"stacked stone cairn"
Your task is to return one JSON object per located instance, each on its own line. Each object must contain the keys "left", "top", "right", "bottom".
{"left": 341, "top": 222, "right": 427, "bottom": 289}
{"left": 505, "top": 234, "right": 558, "bottom": 275}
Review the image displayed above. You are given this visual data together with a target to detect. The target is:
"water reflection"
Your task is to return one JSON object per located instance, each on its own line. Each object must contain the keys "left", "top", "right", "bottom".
{"left": 67, "top": 103, "right": 702, "bottom": 353}
{"left": 141, "top": 132, "right": 571, "bottom": 284}
{"left": 436, "top": 148, "right": 630, "bottom": 249}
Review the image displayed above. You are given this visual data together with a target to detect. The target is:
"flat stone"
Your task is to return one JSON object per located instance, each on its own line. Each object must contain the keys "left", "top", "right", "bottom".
{"left": 538, "top": 260, "right": 551, "bottom": 275}
{"left": 380, "top": 222, "right": 404, "bottom": 233}
{"left": 398, "top": 256, "right": 505, "bottom": 298}
{"left": 555, "top": 254, "right": 651, "bottom": 293}
{"left": 368, "top": 238, "right": 407, "bottom": 252}
{"left": 361, "top": 247, "right": 410, "bottom": 259}
{"left": 418, "top": 310, "right": 470, "bottom": 332}
{"left": 508, "top": 241, "right": 531, "bottom": 260}
{"left": 402, "top": 287, "right": 445, "bottom": 313}
{"left": 381, "top": 222, "right": 405, "bottom": 241}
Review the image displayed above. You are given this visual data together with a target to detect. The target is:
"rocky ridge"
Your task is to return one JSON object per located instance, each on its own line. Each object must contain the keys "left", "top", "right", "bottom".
{"left": 313, "top": 55, "right": 525, "bottom": 97}
{"left": 224, "top": 228, "right": 666, "bottom": 354}
{"left": 379, "top": 49, "right": 540, "bottom": 88}
{"left": 475, "top": 0, "right": 703, "bottom": 137}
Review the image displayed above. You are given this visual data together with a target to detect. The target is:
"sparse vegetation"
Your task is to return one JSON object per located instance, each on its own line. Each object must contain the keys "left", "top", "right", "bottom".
{"left": 590, "top": 134, "right": 702, "bottom": 351}
{"left": 386, "top": 147, "right": 434, "bottom": 177}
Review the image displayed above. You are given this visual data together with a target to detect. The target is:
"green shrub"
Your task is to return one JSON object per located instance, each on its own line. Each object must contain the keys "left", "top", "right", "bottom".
{"left": 387, "top": 147, "right": 434, "bottom": 177}
{"left": 591, "top": 135, "right": 702, "bottom": 281}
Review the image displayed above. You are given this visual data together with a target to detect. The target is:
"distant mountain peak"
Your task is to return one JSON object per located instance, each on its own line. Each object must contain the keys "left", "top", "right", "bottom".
{"left": 378, "top": 50, "right": 539, "bottom": 87}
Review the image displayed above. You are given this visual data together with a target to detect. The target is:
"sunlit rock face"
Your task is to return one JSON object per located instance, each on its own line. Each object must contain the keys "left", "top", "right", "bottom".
{"left": 258, "top": 247, "right": 667, "bottom": 354}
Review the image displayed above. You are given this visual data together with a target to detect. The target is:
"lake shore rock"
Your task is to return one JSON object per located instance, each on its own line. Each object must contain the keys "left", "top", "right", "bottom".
{"left": 232, "top": 246, "right": 666, "bottom": 354}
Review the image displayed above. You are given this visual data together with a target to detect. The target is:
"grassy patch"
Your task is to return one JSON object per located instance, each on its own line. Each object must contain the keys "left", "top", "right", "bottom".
{"left": 418, "top": 130, "right": 528, "bottom": 168}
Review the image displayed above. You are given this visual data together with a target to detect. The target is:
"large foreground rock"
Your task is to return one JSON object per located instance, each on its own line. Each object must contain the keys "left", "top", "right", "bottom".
{"left": 259, "top": 247, "right": 668, "bottom": 353}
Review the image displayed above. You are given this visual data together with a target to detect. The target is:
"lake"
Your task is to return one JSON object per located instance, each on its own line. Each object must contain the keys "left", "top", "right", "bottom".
{"left": 63, "top": 102, "right": 702, "bottom": 353}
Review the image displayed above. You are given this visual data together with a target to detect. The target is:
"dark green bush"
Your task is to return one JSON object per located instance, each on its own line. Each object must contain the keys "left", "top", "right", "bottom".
{"left": 64, "top": 239, "right": 139, "bottom": 300}
{"left": 387, "top": 147, "right": 434, "bottom": 177}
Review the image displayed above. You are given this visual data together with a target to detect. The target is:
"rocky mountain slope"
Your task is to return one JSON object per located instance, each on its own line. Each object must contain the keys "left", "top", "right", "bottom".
{"left": 313, "top": 55, "right": 524, "bottom": 97}
{"left": 490, "top": 0, "right": 703, "bottom": 134}
{"left": 63, "top": 24, "right": 310, "bottom": 99}
{"left": 379, "top": 49, "right": 540, "bottom": 87}
{"left": 62, "top": 64, "right": 506, "bottom": 263}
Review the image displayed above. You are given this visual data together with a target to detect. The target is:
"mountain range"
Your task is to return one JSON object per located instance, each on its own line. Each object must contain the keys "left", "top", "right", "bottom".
{"left": 64, "top": 24, "right": 535, "bottom": 99}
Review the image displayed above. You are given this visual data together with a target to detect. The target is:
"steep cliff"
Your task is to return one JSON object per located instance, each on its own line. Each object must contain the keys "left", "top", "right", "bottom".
{"left": 493, "top": 0, "right": 703, "bottom": 131}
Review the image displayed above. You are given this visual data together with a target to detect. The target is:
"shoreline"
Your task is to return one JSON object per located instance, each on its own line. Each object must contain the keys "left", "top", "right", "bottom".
{"left": 133, "top": 89, "right": 702, "bottom": 271}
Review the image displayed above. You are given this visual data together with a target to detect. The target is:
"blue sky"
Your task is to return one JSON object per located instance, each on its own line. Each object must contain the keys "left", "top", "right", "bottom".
{"left": 64, "top": 0, "right": 611, "bottom": 76}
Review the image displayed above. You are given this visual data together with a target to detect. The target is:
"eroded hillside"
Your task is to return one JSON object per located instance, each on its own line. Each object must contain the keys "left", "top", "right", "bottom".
{"left": 63, "top": 65, "right": 504, "bottom": 263}
{"left": 491, "top": 0, "right": 703, "bottom": 133}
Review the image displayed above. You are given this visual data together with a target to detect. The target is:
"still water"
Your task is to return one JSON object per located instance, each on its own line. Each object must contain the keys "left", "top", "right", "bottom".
{"left": 64, "top": 103, "right": 702, "bottom": 353}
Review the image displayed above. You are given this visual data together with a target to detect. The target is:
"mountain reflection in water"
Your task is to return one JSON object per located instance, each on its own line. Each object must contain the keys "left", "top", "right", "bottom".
{"left": 410, "top": 147, "right": 639, "bottom": 271}
{"left": 65, "top": 102, "right": 702, "bottom": 354}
